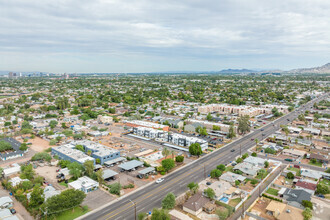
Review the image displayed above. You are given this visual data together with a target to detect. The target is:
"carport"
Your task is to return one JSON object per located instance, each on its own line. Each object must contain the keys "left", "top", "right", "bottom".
{"left": 104, "top": 157, "right": 126, "bottom": 166}
{"left": 102, "top": 169, "right": 118, "bottom": 181}
{"left": 118, "top": 160, "right": 144, "bottom": 171}
{"left": 138, "top": 167, "right": 155, "bottom": 176}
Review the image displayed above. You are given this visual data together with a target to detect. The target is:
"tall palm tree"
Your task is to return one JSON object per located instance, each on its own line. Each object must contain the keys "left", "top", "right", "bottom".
{"left": 162, "top": 147, "right": 170, "bottom": 159}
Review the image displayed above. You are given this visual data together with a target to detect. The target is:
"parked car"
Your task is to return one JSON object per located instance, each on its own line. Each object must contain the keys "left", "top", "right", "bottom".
{"left": 206, "top": 182, "right": 212, "bottom": 185}
{"left": 10, "top": 209, "right": 16, "bottom": 214}
{"left": 156, "top": 178, "right": 164, "bottom": 184}
{"left": 316, "top": 194, "right": 325, "bottom": 198}
{"left": 136, "top": 174, "right": 143, "bottom": 179}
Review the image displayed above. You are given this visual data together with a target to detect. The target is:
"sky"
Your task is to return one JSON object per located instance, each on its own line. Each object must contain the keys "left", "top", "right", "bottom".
{"left": 1, "top": 0, "right": 330, "bottom": 73}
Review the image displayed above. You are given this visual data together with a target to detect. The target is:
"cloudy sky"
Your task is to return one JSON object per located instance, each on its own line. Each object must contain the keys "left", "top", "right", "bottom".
{"left": 1, "top": 0, "right": 330, "bottom": 73}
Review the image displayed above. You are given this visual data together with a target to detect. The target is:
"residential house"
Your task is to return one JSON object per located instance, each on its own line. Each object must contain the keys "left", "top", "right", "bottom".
{"left": 295, "top": 179, "right": 317, "bottom": 194}
{"left": 182, "top": 193, "right": 210, "bottom": 216}
{"left": 244, "top": 157, "right": 267, "bottom": 168}
{"left": 233, "top": 162, "right": 260, "bottom": 177}
{"left": 282, "top": 149, "right": 305, "bottom": 158}
{"left": 97, "top": 115, "right": 113, "bottom": 124}
{"left": 68, "top": 176, "right": 99, "bottom": 193}
{"left": 220, "top": 172, "right": 246, "bottom": 184}
{"left": 0, "top": 197, "right": 13, "bottom": 209}
{"left": 282, "top": 189, "right": 311, "bottom": 209}
{"left": 300, "top": 169, "right": 323, "bottom": 181}
{"left": 266, "top": 200, "right": 286, "bottom": 218}
{"left": 310, "top": 153, "right": 329, "bottom": 164}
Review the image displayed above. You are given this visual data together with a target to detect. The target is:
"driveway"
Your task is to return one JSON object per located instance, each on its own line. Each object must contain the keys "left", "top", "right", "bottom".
{"left": 82, "top": 188, "right": 116, "bottom": 210}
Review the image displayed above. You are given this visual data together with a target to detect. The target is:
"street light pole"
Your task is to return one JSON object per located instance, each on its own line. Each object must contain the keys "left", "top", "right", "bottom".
{"left": 129, "top": 200, "right": 136, "bottom": 220}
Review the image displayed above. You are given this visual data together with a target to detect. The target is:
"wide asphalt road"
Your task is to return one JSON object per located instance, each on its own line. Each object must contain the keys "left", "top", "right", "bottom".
{"left": 81, "top": 93, "right": 328, "bottom": 220}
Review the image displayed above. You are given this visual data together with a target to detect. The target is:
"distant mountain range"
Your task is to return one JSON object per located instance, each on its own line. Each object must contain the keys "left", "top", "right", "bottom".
{"left": 1, "top": 63, "right": 330, "bottom": 75}
{"left": 286, "top": 63, "right": 330, "bottom": 74}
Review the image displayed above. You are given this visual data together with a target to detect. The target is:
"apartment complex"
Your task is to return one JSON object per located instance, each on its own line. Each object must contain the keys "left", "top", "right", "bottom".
{"left": 198, "top": 104, "right": 288, "bottom": 116}
{"left": 125, "top": 120, "right": 170, "bottom": 131}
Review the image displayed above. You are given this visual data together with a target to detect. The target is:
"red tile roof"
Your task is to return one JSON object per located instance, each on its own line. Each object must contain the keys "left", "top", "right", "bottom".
{"left": 295, "top": 180, "right": 317, "bottom": 191}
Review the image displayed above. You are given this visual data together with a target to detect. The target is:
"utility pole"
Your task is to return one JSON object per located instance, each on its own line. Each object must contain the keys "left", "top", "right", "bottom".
{"left": 129, "top": 200, "right": 136, "bottom": 220}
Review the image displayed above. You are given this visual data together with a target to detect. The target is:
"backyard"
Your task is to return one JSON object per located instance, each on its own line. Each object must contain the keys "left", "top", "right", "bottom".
{"left": 266, "top": 188, "right": 279, "bottom": 196}
{"left": 49, "top": 206, "right": 89, "bottom": 220}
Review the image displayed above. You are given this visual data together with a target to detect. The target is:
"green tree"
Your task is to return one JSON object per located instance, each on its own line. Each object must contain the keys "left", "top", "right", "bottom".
{"left": 109, "top": 182, "right": 121, "bottom": 195}
{"left": 227, "top": 125, "right": 236, "bottom": 138}
{"left": 302, "top": 208, "right": 312, "bottom": 220}
{"left": 42, "top": 189, "right": 86, "bottom": 216}
{"left": 162, "top": 159, "right": 175, "bottom": 172}
{"left": 286, "top": 172, "right": 294, "bottom": 179}
{"left": 151, "top": 208, "right": 170, "bottom": 220}
{"left": 49, "top": 120, "right": 58, "bottom": 129}
{"left": 204, "top": 187, "right": 215, "bottom": 199}
{"left": 187, "top": 182, "right": 199, "bottom": 194}
{"left": 95, "top": 169, "right": 104, "bottom": 185}
{"left": 84, "top": 160, "right": 94, "bottom": 177}
{"left": 30, "top": 185, "right": 45, "bottom": 208}
{"left": 217, "top": 164, "right": 226, "bottom": 171}
{"left": 235, "top": 180, "right": 240, "bottom": 186}
{"left": 75, "top": 145, "right": 84, "bottom": 152}
{"left": 264, "top": 161, "right": 269, "bottom": 168}
{"left": 251, "top": 152, "right": 257, "bottom": 157}
{"left": 161, "top": 193, "right": 176, "bottom": 209}
{"left": 138, "top": 212, "right": 147, "bottom": 220}
{"left": 242, "top": 153, "right": 249, "bottom": 160}
{"left": 237, "top": 115, "right": 250, "bottom": 134}
{"left": 68, "top": 162, "right": 85, "bottom": 180}
{"left": 206, "top": 113, "right": 213, "bottom": 121}
{"left": 316, "top": 183, "right": 330, "bottom": 194}
{"left": 20, "top": 180, "right": 33, "bottom": 191}
{"left": 189, "top": 143, "right": 202, "bottom": 156}
{"left": 210, "top": 169, "right": 222, "bottom": 178}
{"left": 20, "top": 164, "right": 35, "bottom": 180}
{"left": 175, "top": 155, "right": 184, "bottom": 163}
{"left": 302, "top": 200, "right": 313, "bottom": 210}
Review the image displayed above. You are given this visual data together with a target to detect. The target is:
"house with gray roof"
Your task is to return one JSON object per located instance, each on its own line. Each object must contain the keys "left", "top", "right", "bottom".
{"left": 244, "top": 157, "right": 267, "bottom": 168}
{"left": 233, "top": 162, "right": 260, "bottom": 177}
{"left": 220, "top": 172, "right": 246, "bottom": 184}
{"left": 282, "top": 189, "right": 311, "bottom": 209}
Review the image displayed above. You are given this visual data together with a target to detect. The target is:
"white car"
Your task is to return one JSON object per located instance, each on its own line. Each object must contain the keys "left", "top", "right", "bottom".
{"left": 156, "top": 178, "right": 164, "bottom": 184}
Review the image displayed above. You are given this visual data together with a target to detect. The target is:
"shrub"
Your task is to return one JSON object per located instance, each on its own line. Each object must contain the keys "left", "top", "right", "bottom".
{"left": 251, "top": 179, "right": 258, "bottom": 185}
{"left": 210, "top": 169, "right": 222, "bottom": 178}
{"left": 31, "top": 152, "right": 52, "bottom": 162}
{"left": 251, "top": 152, "right": 257, "bottom": 157}
{"left": 216, "top": 164, "right": 226, "bottom": 171}
{"left": 109, "top": 183, "right": 121, "bottom": 195}
{"left": 262, "top": 194, "right": 282, "bottom": 202}
{"left": 287, "top": 172, "right": 294, "bottom": 179}
{"left": 123, "top": 184, "right": 135, "bottom": 189}
{"left": 302, "top": 200, "right": 313, "bottom": 210}
{"left": 302, "top": 208, "right": 312, "bottom": 220}
{"left": 175, "top": 155, "right": 184, "bottom": 163}
{"left": 265, "top": 147, "right": 276, "bottom": 154}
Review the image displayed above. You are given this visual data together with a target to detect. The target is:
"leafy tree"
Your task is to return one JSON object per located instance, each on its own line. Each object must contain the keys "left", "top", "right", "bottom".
{"left": 30, "top": 185, "right": 45, "bottom": 208}
{"left": 162, "top": 193, "right": 176, "bottom": 209}
{"left": 236, "top": 157, "right": 243, "bottom": 163}
{"left": 326, "top": 168, "right": 330, "bottom": 173}
{"left": 189, "top": 143, "right": 202, "bottom": 156}
{"left": 20, "top": 164, "right": 35, "bottom": 180}
{"left": 206, "top": 113, "right": 213, "bottom": 121}
{"left": 213, "top": 125, "right": 220, "bottom": 130}
{"left": 302, "top": 208, "right": 312, "bottom": 220}
{"left": 49, "top": 120, "right": 58, "bottom": 129}
{"left": 162, "top": 159, "right": 175, "bottom": 172}
{"left": 237, "top": 115, "right": 250, "bottom": 134}
{"left": 187, "top": 182, "right": 199, "bottom": 194}
{"left": 217, "top": 164, "right": 226, "bottom": 171}
{"left": 175, "top": 155, "right": 184, "bottom": 163}
{"left": 227, "top": 125, "right": 236, "bottom": 138}
{"left": 302, "top": 200, "right": 313, "bottom": 210}
{"left": 21, "top": 121, "right": 32, "bottom": 130}
{"left": 0, "top": 141, "right": 13, "bottom": 152}
{"left": 242, "top": 153, "right": 249, "bottom": 160}
{"left": 58, "top": 160, "right": 71, "bottom": 168}
{"left": 265, "top": 147, "right": 276, "bottom": 154}
{"left": 20, "top": 180, "right": 33, "bottom": 191}
{"left": 286, "top": 172, "right": 294, "bottom": 179}
{"left": 95, "top": 169, "right": 104, "bottom": 184}
{"left": 42, "top": 189, "right": 85, "bottom": 216}
{"left": 316, "top": 183, "right": 330, "bottom": 195}
{"left": 251, "top": 152, "right": 257, "bottom": 157}
{"left": 216, "top": 207, "right": 229, "bottom": 220}
{"left": 264, "top": 161, "right": 269, "bottom": 168}
{"left": 68, "top": 162, "right": 85, "bottom": 180}
{"left": 204, "top": 187, "right": 215, "bottom": 199}
{"left": 109, "top": 182, "right": 121, "bottom": 195}
{"left": 138, "top": 212, "right": 147, "bottom": 220}
{"left": 210, "top": 169, "right": 222, "bottom": 178}
{"left": 251, "top": 179, "right": 258, "bottom": 185}
{"left": 84, "top": 160, "right": 94, "bottom": 177}
{"left": 31, "top": 152, "right": 52, "bottom": 162}
{"left": 151, "top": 208, "right": 170, "bottom": 220}
{"left": 235, "top": 180, "right": 240, "bottom": 186}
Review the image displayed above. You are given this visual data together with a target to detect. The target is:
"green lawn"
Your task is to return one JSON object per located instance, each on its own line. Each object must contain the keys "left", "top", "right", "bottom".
{"left": 228, "top": 198, "right": 241, "bottom": 207}
{"left": 59, "top": 179, "right": 74, "bottom": 187}
{"left": 319, "top": 179, "right": 330, "bottom": 186}
{"left": 308, "top": 161, "right": 323, "bottom": 167}
{"left": 49, "top": 206, "right": 89, "bottom": 220}
{"left": 266, "top": 188, "right": 279, "bottom": 196}
{"left": 287, "top": 167, "right": 301, "bottom": 176}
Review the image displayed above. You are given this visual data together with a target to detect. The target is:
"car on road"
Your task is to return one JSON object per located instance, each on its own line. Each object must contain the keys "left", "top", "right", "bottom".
{"left": 156, "top": 178, "right": 164, "bottom": 184}
{"left": 251, "top": 138, "right": 254, "bottom": 141}
{"left": 262, "top": 133, "right": 266, "bottom": 136}
{"left": 230, "top": 149, "right": 235, "bottom": 152}
{"left": 260, "top": 128, "right": 264, "bottom": 131}
{"left": 316, "top": 194, "right": 325, "bottom": 198}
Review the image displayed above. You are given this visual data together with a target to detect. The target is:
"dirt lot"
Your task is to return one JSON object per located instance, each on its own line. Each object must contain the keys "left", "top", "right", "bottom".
{"left": 274, "top": 175, "right": 293, "bottom": 187}
{"left": 248, "top": 198, "right": 276, "bottom": 220}
{"left": 0, "top": 185, "right": 33, "bottom": 220}
{"left": 22, "top": 136, "right": 51, "bottom": 152}
{"left": 34, "top": 165, "right": 67, "bottom": 190}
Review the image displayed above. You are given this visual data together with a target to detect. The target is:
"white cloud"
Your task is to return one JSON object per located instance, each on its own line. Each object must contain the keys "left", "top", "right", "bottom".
{"left": 1, "top": 0, "right": 330, "bottom": 72}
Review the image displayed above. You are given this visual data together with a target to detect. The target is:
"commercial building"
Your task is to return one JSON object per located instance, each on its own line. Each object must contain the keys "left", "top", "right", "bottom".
{"left": 0, "top": 138, "right": 25, "bottom": 161}
{"left": 69, "top": 176, "right": 99, "bottom": 193}
{"left": 70, "top": 140, "right": 120, "bottom": 165}
{"left": 97, "top": 115, "right": 113, "bottom": 124}
{"left": 132, "top": 127, "right": 165, "bottom": 139}
{"left": 125, "top": 120, "right": 169, "bottom": 131}
{"left": 186, "top": 119, "right": 235, "bottom": 132}
{"left": 52, "top": 144, "right": 95, "bottom": 164}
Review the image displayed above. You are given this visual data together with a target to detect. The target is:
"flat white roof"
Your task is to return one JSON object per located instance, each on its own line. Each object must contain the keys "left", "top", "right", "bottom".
{"left": 118, "top": 160, "right": 144, "bottom": 170}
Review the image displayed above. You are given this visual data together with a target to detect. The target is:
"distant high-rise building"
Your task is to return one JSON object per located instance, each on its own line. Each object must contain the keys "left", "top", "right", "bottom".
{"left": 19, "top": 72, "right": 22, "bottom": 77}
{"left": 8, "top": 72, "right": 14, "bottom": 78}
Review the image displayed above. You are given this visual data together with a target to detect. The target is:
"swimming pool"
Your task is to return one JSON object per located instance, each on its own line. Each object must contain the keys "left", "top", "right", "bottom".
{"left": 219, "top": 197, "right": 229, "bottom": 203}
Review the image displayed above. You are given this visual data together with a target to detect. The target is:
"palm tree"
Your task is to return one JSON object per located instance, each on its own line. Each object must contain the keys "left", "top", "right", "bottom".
{"left": 171, "top": 150, "right": 176, "bottom": 159}
{"left": 162, "top": 147, "right": 170, "bottom": 159}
